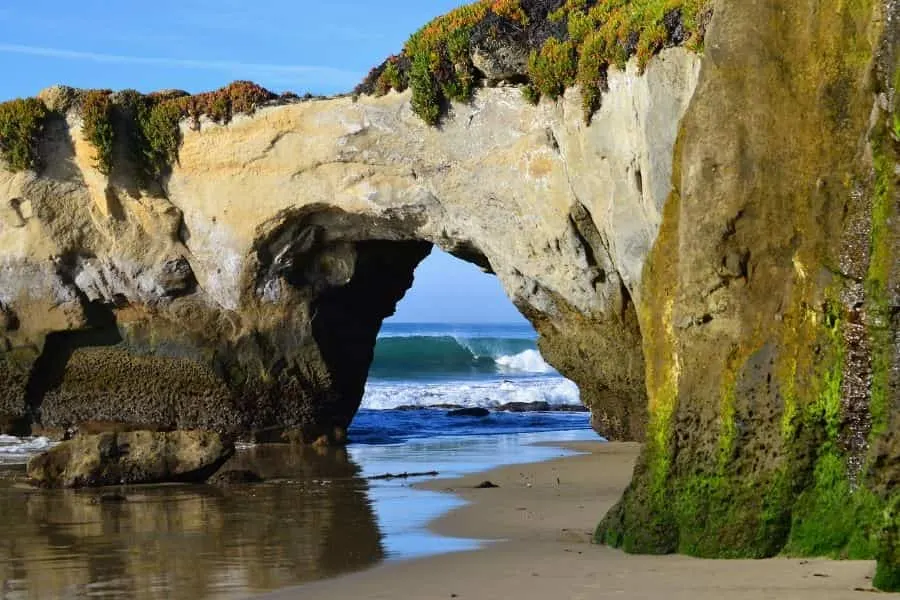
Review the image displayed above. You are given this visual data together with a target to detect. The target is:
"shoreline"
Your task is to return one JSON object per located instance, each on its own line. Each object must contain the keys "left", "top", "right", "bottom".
{"left": 264, "top": 440, "right": 884, "bottom": 599}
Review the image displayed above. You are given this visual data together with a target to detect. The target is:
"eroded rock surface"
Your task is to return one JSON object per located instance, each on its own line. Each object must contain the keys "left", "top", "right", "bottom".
{"left": 596, "top": 0, "right": 899, "bottom": 590}
{"left": 0, "top": 47, "right": 700, "bottom": 443}
{"left": 26, "top": 430, "right": 233, "bottom": 488}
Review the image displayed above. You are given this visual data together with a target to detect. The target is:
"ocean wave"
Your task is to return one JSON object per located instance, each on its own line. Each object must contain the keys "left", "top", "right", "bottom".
{"left": 348, "top": 409, "right": 592, "bottom": 445}
{"left": 494, "top": 349, "right": 554, "bottom": 374}
{"left": 361, "top": 377, "right": 580, "bottom": 410}
{"left": 0, "top": 435, "right": 53, "bottom": 464}
{"left": 369, "top": 335, "right": 557, "bottom": 379}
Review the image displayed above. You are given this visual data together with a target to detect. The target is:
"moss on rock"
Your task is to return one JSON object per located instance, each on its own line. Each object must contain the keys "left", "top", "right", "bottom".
{"left": 597, "top": 0, "right": 898, "bottom": 592}
{"left": 874, "top": 495, "right": 900, "bottom": 591}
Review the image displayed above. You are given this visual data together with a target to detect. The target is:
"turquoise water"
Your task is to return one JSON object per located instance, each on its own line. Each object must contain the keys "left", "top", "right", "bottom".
{"left": 361, "top": 322, "right": 583, "bottom": 414}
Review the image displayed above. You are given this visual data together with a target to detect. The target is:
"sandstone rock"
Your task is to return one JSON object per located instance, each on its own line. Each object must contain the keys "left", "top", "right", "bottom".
{"left": 26, "top": 430, "right": 234, "bottom": 488}
{"left": 0, "top": 304, "right": 17, "bottom": 333}
{"left": 471, "top": 42, "right": 529, "bottom": 83}
{"left": 1, "top": 1, "right": 897, "bottom": 587}
{"left": 0, "top": 48, "right": 700, "bottom": 444}
{"left": 36, "top": 85, "right": 77, "bottom": 113}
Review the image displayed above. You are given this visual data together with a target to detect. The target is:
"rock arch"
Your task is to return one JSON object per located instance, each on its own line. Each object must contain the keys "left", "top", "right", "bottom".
{"left": 0, "top": 47, "right": 700, "bottom": 443}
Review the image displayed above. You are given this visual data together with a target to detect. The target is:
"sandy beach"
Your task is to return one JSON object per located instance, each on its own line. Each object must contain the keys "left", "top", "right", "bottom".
{"left": 265, "top": 441, "right": 886, "bottom": 600}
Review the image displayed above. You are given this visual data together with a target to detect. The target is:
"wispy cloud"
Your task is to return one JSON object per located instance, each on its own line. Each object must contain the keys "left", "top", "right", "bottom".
{"left": 0, "top": 43, "right": 361, "bottom": 85}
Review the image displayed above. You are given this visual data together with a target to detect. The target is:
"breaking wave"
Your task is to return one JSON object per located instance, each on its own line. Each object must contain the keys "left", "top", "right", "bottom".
{"left": 369, "top": 335, "right": 556, "bottom": 380}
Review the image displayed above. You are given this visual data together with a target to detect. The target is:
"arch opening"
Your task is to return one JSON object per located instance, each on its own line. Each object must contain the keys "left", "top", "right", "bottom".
{"left": 4, "top": 204, "right": 647, "bottom": 446}
{"left": 349, "top": 248, "right": 589, "bottom": 445}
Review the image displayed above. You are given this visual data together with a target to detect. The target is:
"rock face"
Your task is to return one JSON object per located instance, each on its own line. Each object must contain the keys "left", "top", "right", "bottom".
{"left": 595, "top": 0, "right": 900, "bottom": 591}
{"left": 26, "top": 430, "right": 234, "bottom": 488}
{"left": 0, "top": 48, "right": 700, "bottom": 444}
{"left": 0, "top": 0, "right": 898, "bottom": 588}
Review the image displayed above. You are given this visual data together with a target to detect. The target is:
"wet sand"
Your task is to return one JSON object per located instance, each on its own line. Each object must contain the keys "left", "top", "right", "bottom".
{"left": 0, "top": 446, "right": 386, "bottom": 600}
{"left": 268, "top": 441, "right": 884, "bottom": 600}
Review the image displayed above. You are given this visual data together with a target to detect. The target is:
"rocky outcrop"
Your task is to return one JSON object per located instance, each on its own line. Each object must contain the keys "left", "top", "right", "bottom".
{"left": 596, "top": 0, "right": 899, "bottom": 591}
{"left": 0, "top": 47, "right": 700, "bottom": 444}
{"left": 26, "top": 430, "right": 233, "bottom": 487}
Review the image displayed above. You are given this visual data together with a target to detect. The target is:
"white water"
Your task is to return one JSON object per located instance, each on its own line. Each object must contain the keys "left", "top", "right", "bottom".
{"left": 494, "top": 349, "right": 555, "bottom": 374}
{"left": 0, "top": 435, "right": 53, "bottom": 464}
{"left": 361, "top": 377, "right": 580, "bottom": 410}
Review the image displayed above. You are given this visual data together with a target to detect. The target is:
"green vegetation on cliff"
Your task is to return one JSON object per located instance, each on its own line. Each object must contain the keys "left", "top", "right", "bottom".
{"left": 866, "top": 96, "right": 898, "bottom": 439}
{"left": 108, "top": 81, "right": 276, "bottom": 182}
{"left": 393, "top": 0, "right": 530, "bottom": 125}
{"left": 359, "top": 0, "right": 711, "bottom": 124}
{"left": 875, "top": 496, "right": 900, "bottom": 591}
{"left": 81, "top": 90, "right": 116, "bottom": 174}
{"left": 866, "top": 64, "right": 900, "bottom": 591}
{"left": 781, "top": 302, "right": 882, "bottom": 561}
{"left": 537, "top": 0, "right": 708, "bottom": 120}
{"left": 0, "top": 82, "right": 280, "bottom": 183}
{"left": 0, "top": 98, "right": 50, "bottom": 171}
{"left": 115, "top": 90, "right": 183, "bottom": 182}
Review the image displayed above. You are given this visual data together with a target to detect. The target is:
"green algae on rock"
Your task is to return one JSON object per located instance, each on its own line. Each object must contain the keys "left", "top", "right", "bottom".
{"left": 596, "top": 0, "right": 899, "bottom": 591}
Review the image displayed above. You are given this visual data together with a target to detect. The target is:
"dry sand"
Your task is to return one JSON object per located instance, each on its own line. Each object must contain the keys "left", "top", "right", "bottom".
{"left": 263, "top": 441, "right": 888, "bottom": 599}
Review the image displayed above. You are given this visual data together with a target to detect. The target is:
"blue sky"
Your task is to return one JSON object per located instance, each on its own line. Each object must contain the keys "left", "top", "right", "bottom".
{"left": 0, "top": 1, "right": 471, "bottom": 98}
{"left": 0, "top": 1, "right": 527, "bottom": 324}
{"left": 390, "top": 249, "right": 527, "bottom": 324}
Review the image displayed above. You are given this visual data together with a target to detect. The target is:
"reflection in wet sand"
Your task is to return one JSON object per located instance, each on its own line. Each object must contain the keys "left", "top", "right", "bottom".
{"left": 0, "top": 446, "right": 384, "bottom": 600}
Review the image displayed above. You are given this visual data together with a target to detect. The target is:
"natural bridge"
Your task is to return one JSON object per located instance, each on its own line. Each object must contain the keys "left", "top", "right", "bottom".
{"left": 0, "top": 0, "right": 897, "bottom": 589}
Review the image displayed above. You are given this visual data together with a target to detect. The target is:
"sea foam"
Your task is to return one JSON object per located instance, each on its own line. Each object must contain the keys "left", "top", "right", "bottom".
{"left": 0, "top": 435, "right": 53, "bottom": 464}
{"left": 494, "top": 349, "right": 554, "bottom": 374}
{"left": 361, "top": 377, "right": 580, "bottom": 410}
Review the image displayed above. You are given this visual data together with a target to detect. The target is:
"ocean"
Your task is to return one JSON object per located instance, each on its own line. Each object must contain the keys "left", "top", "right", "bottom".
{"left": 0, "top": 322, "right": 593, "bottom": 599}
{"left": 351, "top": 322, "right": 588, "bottom": 444}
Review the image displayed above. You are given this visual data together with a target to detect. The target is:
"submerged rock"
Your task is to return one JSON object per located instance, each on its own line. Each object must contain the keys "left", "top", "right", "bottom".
{"left": 499, "top": 401, "right": 551, "bottom": 412}
{"left": 26, "top": 431, "right": 234, "bottom": 488}
{"left": 447, "top": 408, "right": 491, "bottom": 418}
{"left": 207, "top": 469, "right": 264, "bottom": 485}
